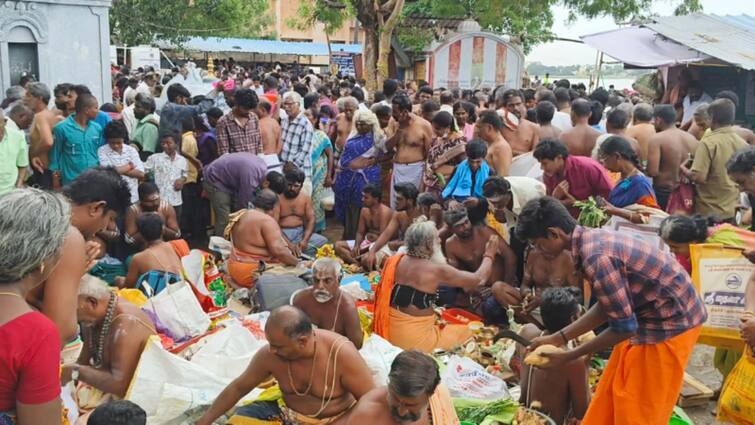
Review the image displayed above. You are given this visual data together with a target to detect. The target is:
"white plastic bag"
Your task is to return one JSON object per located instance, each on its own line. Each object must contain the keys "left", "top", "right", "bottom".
{"left": 359, "top": 334, "right": 403, "bottom": 386}
{"left": 441, "top": 355, "right": 510, "bottom": 400}
{"left": 142, "top": 281, "right": 211, "bottom": 342}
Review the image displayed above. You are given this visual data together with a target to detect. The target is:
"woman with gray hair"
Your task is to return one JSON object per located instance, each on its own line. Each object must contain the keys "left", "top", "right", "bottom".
{"left": 372, "top": 218, "right": 498, "bottom": 352}
{"left": 334, "top": 109, "right": 384, "bottom": 239}
{"left": 0, "top": 188, "right": 72, "bottom": 424}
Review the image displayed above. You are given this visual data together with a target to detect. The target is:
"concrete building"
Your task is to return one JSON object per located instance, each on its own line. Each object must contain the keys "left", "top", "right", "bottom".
{"left": 0, "top": 0, "right": 113, "bottom": 102}
{"left": 270, "top": 0, "right": 361, "bottom": 44}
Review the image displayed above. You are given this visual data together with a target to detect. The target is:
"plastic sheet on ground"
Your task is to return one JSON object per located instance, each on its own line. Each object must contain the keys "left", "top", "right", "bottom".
{"left": 126, "top": 322, "right": 265, "bottom": 423}
{"left": 358, "top": 334, "right": 403, "bottom": 387}
{"left": 441, "top": 355, "right": 510, "bottom": 401}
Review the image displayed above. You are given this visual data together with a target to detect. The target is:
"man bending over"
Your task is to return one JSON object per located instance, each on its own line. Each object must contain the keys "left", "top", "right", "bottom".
{"left": 198, "top": 306, "right": 374, "bottom": 425}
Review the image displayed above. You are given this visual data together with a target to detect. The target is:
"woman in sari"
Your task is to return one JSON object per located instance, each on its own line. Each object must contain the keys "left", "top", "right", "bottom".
{"left": 304, "top": 109, "right": 334, "bottom": 233}
{"left": 334, "top": 109, "right": 383, "bottom": 240}
{"left": 597, "top": 135, "right": 660, "bottom": 223}
{"left": 422, "top": 111, "right": 467, "bottom": 197}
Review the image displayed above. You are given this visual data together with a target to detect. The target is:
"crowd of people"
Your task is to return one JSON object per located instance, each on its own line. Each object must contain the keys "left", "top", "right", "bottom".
{"left": 1, "top": 60, "right": 755, "bottom": 425}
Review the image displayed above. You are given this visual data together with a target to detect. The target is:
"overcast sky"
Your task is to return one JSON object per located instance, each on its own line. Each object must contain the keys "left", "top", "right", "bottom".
{"left": 526, "top": 0, "right": 752, "bottom": 65}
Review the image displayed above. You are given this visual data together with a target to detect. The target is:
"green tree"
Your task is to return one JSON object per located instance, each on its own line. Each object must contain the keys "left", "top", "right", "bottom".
{"left": 289, "top": 1, "right": 351, "bottom": 64}
{"left": 110, "top": 0, "right": 271, "bottom": 46}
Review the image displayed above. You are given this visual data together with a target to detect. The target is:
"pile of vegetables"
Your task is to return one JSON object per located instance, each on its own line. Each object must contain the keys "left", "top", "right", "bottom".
{"left": 573, "top": 197, "right": 608, "bottom": 228}
{"left": 454, "top": 398, "right": 518, "bottom": 425}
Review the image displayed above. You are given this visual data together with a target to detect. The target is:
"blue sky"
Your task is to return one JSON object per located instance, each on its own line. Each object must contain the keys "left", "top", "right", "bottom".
{"left": 526, "top": 0, "right": 753, "bottom": 65}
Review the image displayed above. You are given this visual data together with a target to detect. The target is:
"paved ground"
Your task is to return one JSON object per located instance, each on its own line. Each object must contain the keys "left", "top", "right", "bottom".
{"left": 685, "top": 345, "right": 725, "bottom": 424}
{"left": 322, "top": 214, "right": 727, "bottom": 424}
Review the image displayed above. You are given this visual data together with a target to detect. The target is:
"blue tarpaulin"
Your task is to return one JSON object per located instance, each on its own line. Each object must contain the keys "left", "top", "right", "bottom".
{"left": 156, "top": 37, "right": 362, "bottom": 56}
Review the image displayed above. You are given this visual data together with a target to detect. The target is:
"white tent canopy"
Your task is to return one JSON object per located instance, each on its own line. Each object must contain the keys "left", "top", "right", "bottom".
{"left": 580, "top": 26, "right": 711, "bottom": 68}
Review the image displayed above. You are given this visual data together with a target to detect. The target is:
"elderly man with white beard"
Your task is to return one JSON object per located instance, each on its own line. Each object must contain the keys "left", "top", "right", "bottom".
{"left": 292, "top": 258, "right": 363, "bottom": 348}
{"left": 372, "top": 219, "right": 497, "bottom": 353}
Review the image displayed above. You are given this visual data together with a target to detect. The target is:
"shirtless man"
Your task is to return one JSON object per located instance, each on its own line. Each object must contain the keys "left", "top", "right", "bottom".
{"left": 124, "top": 181, "right": 181, "bottom": 247}
{"left": 646, "top": 104, "right": 698, "bottom": 210}
{"left": 226, "top": 189, "right": 299, "bottom": 288}
{"left": 332, "top": 96, "right": 359, "bottom": 153}
{"left": 388, "top": 93, "right": 433, "bottom": 208}
{"left": 26, "top": 167, "right": 132, "bottom": 343}
{"left": 625, "top": 103, "right": 656, "bottom": 163}
{"left": 293, "top": 258, "right": 363, "bottom": 348}
{"left": 365, "top": 183, "right": 422, "bottom": 270}
{"left": 116, "top": 213, "right": 183, "bottom": 289}
{"left": 498, "top": 89, "right": 539, "bottom": 155}
{"left": 62, "top": 275, "right": 156, "bottom": 400}
{"left": 519, "top": 248, "right": 580, "bottom": 327}
{"left": 25, "top": 82, "right": 63, "bottom": 189}
{"left": 592, "top": 108, "right": 640, "bottom": 160}
{"left": 535, "top": 101, "right": 561, "bottom": 141}
{"left": 476, "top": 110, "right": 512, "bottom": 176}
{"left": 197, "top": 306, "right": 375, "bottom": 425}
{"left": 347, "top": 351, "right": 458, "bottom": 425}
{"left": 443, "top": 206, "right": 519, "bottom": 326}
{"left": 275, "top": 168, "right": 329, "bottom": 257}
{"left": 560, "top": 99, "right": 601, "bottom": 157}
{"left": 516, "top": 288, "right": 589, "bottom": 424}
{"left": 335, "top": 184, "right": 393, "bottom": 264}
{"left": 257, "top": 99, "right": 281, "bottom": 154}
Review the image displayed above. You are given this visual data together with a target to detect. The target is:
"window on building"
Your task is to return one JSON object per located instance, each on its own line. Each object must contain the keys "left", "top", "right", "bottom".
{"left": 8, "top": 43, "right": 38, "bottom": 85}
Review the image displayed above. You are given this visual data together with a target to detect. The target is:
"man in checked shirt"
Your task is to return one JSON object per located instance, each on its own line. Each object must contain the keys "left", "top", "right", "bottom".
{"left": 516, "top": 196, "right": 706, "bottom": 425}
{"left": 280, "top": 91, "right": 315, "bottom": 196}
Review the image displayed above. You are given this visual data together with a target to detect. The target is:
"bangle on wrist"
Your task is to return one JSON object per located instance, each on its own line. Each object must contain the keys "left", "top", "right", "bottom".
{"left": 483, "top": 254, "right": 495, "bottom": 261}
{"left": 559, "top": 330, "right": 569, "bottom": 345}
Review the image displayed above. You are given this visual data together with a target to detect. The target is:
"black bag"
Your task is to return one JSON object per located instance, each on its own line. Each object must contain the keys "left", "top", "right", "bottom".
{"left": 253, "top": 274, "right": 309, "bottom": 312}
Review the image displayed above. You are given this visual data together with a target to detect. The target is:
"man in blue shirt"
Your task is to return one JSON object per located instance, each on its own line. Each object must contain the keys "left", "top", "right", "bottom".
{"left": 50, "top": 94, "right": 103, "bottom": 186}
{"left": 72, "top": 85, "right": 111, "bottom": 142}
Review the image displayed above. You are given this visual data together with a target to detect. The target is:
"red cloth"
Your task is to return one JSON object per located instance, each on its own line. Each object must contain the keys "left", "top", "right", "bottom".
{"left": 543, "top": 155, "right": 613, "bottom": 218}
{"left": 0, "top": 312, "right": 61, "bottom": 410}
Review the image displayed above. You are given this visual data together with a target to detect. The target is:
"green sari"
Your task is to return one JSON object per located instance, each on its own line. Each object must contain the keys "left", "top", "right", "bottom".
{"left": 311, "top": 130, "right": 332, "bottom": 232}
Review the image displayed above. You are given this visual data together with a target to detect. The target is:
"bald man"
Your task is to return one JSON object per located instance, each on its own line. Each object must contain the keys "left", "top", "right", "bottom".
{"left": 560, "top": 99, "right": 601, "bottom": 157}
{"left": 293, "top": 258, "right": 363, "bottom": 349}
{"left": 198, "top": 306, "right": 375, "bottom": 425}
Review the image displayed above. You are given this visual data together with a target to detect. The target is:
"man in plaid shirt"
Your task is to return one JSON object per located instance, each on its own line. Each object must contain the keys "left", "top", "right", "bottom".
{"left": 515, "top": 196, "right": 706, "bottom": 425}
{"left": 216, "top": 88, "right": 262, "bottom": 155}
{"left": 280, "top": 91, "right": 314, "bottom": 194}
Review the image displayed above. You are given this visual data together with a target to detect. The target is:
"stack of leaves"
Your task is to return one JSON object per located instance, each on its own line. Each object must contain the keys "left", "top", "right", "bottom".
{"left": 454, "top": 398, "right": 519, "bottom": 425}
{"left": 573, "top": 197, "right": 608, "bottom": 228}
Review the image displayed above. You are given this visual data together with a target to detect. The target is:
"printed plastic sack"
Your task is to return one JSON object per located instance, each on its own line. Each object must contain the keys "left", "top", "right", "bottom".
{"left": 690, "top": 244, "right": 749, "bottom": 351}
{"left": 666, "top": 179, "right": 694, "bottom": 215}
{"left": 182, "top": 249, "right": 228, "bottom": 318}
{"left": 359, "top": 334, "right": 403, "bottom": 386}
{"left": 142, "top": 281, "right": 211, "bottom": 342}
{"left": 717, "top": 347, "right": 755, "bottom": 424}
{"left": 441, "top": 355, "right": 510, "bottom": 400}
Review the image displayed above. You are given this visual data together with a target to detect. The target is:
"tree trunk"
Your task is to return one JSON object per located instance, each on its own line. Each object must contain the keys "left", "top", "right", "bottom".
{"left": 325, "top": 30, "right": 333, "bottom": 72}
{"left": 375, "top": 0, "right": 404, "bottom": 90}
{"left": 363, "top": 26, "right": 379, "bottom": 93}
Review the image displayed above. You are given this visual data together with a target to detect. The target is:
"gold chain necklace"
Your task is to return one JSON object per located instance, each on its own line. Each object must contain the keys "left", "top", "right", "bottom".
{"left": 0, "top": 292, "right": 23, "bottom": 299}
{"left": 287, "top": 334, "right": 319, "bottom": 397}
